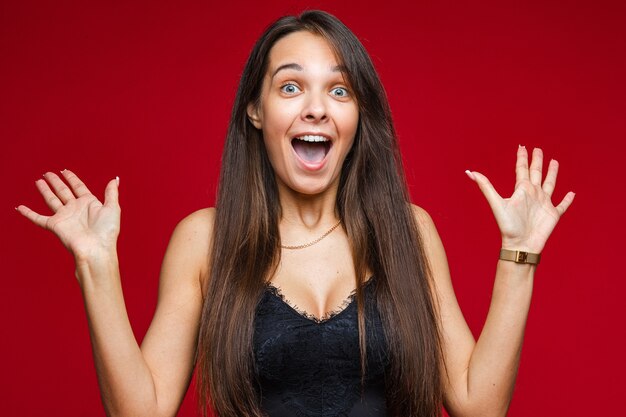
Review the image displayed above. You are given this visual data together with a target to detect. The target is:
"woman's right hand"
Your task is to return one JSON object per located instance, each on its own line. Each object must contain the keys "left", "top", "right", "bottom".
{"left": 16, "top": 170, "right": 121, "bottom": 264}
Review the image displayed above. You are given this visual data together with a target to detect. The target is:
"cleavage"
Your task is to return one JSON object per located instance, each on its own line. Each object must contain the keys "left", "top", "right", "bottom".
{"left": 265, "top": 282, "right": 358, "bottom": 324}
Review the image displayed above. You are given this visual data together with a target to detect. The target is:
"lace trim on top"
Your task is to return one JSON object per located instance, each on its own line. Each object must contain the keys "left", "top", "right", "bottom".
{"left": 264, "top": 278, "right": 374, "bottom": 324}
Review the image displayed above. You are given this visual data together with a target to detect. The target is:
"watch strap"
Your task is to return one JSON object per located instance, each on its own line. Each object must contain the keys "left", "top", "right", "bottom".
{"left": 499, "top": 248, "right": 541, "bottom": 265}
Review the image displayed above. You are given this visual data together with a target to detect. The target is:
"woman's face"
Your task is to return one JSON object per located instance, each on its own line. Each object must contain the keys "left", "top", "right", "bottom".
{"left": 247, "top": 31, "right": 359, "bottom": 196}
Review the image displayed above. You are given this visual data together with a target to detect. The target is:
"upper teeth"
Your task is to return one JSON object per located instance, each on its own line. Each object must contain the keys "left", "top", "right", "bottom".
{"left": 296, "top": 135, "right": 328, "bottom": 142}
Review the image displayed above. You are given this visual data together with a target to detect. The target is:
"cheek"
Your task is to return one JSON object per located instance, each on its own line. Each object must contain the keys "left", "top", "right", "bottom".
{"left": 339, "top": 105, "right": 359, "bottom": 139}
{"left": 261, "top": 98, "right": 298, "bottom": 134}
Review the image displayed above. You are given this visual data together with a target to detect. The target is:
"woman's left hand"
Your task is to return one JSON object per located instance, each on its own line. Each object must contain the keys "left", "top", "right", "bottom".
{"left": 466, "top": 146, "right": 575, "bottom": 254}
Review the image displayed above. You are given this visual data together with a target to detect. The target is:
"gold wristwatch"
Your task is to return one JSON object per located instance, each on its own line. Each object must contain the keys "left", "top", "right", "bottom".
{"left": 499, "top": 249, "right": 541, "bottom": 265}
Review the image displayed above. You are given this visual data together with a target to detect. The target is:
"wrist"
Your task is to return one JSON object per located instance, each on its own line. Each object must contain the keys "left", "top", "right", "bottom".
{"left": 74, "top": 244, "right": 118, "bottom": 266}
{"left": 74, "top": 247, "right": 120, "bottom": 286}
{"left": 500, "top": 238, "right": 543, "bottom": 254}
{"left": 499, "top": 248, "right": 541, "bottom": 265}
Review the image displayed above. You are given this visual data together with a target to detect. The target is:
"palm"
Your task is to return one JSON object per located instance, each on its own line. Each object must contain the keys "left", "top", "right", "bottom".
{"left": 48, "top": 195, "right": 119, "bottom": 254}
{"left": 17, "top": 170, "right": 120, "bottom": 261}
{"left": 468, "top": 147, "right": 575, "bottom": 254}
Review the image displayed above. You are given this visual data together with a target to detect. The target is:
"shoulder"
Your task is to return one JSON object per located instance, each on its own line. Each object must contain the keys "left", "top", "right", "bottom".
{"left": 410, "top": 203, "right": 448, "bottom": 266}
{"left": 410, "top": 203, "right": 437, "bottom": 239}
{"left": 164, "top": 207, "right": 215, "bottom": 286}
{"left": 169, "top": 207, "right": 215, "bottom": 255}
{"left": 173, "top": 207, "right": 215, "bottom": 238}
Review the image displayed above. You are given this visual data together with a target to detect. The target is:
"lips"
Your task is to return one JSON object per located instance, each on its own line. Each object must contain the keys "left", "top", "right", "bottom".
{"left": 291, "top": 134, "right": 331, "bottom": 164}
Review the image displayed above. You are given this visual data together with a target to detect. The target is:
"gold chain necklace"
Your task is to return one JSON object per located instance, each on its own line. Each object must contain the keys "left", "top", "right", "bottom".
{"left": 280, "top": 220, "right": 342, "bottom": 250}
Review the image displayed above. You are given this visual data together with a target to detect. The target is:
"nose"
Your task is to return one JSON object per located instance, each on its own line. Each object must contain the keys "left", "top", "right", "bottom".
{"left": 301, "top": 92, "right": 328, "bottom": 123}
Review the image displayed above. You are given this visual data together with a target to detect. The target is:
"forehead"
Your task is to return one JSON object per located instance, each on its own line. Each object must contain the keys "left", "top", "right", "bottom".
{"left": 267, "top": 31, "right": 340, "bottom": 70}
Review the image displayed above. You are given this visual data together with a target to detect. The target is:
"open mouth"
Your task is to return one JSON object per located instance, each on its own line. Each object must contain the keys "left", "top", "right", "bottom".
{"left": 291, "top": 135, "right": 332, "bottom": 164}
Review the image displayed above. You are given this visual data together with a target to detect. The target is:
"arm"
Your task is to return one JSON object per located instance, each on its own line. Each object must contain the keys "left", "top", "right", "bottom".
{"left": 416, "top": 209, "right": 535, "bottom": 417}
{"left": 415, "top": 146, "right": 575, "bottom": 417}
{"left": 17, "top": 170, "right": 213, "bottom": 417}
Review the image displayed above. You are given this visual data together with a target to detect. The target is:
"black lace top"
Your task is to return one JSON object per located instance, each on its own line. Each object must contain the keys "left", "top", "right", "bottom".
{"left": 253, "top": 277, "right": 390, "bottom": 417}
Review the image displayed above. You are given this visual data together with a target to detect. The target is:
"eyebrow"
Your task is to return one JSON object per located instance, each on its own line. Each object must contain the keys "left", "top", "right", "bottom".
{"left": 272, "top": 63, "right": 302, "bottom": 78}
{"left": 271, "top": 63, "right": 346, "bottom": 79}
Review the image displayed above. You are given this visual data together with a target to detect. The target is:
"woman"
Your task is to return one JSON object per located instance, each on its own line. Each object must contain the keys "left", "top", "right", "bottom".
{"left": 16, "top": 10, "right": 574, "bottom": 417}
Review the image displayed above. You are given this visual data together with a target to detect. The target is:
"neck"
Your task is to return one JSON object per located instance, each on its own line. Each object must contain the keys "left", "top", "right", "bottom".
{"left": 276, "top": 180, "right": 340, "bottom": 229}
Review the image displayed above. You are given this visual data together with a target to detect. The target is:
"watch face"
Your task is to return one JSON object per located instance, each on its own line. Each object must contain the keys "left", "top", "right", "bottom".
{"left": 516, "top": 251, "right": 528, "bottom": 263}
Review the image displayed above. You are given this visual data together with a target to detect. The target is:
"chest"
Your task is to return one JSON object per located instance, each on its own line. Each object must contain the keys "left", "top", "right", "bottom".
{"left": 270, "top": 233, "right": 368, "bottom": 320}
{"left": 253, "top": 279, "right": 390, "bottom": 416}
{"left": 253, "top": 278, "right": 389, "bottom": 380}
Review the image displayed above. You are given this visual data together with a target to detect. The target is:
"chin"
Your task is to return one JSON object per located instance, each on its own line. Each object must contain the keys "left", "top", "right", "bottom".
{"left": 281, "top": 175, "right": 337, "bottom": 197}
{"left": 291, "top": 183, "right": 331, "bottom": 196}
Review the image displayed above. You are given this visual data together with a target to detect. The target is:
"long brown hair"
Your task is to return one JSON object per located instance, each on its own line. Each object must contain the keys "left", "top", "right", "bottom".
{"left": 197, "top": 10, "right": 444, "bottom": 417}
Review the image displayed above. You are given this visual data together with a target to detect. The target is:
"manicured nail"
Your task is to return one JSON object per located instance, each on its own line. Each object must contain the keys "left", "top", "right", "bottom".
{"left": 519, "top": 144, "right": 525, "bottom": 149}
{"left": 116, "top": 176, "right": 120, "bottom": 186}
{"left": 464, "top": 170, "right": 476, "bottom": 180}
{"left": 15, "top": 206, "right": 19, "bottom": 211}
{"left": 61, "top": 169, "right": 67, "bottom": 173}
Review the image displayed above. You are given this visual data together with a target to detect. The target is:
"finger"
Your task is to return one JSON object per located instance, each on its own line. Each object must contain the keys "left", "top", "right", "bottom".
{"left": 555, "top": 191, "right": 575, "bottom": 216}
{"left": 15, "top": 205, "right": 51, "bottom": 229}
{"left": 43, "top": 172, "right": 76, "bottom": 204}
{"left": 103, "top": 176, "right": 120, "bottom": 208}
{"left": 529, "top": 148, "right": 543, "bottom": 186}
{"left": 515, "top": 145, "right": 530, "bottom": 185}
{"left": 467, "top": 170, "right": 503, "bottom": 212}
{"left": 60, "top": 169, "right": 93, "bottom": 198}
{"left": 542, "top": 159, "right": 559, "bottom": 197}
{"left": 35, "top": 178, "right": 63, "bottom": 212}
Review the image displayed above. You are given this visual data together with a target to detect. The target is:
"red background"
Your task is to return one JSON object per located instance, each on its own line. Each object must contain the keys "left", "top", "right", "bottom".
{"left": 2, "top": 1, "right": 625, "bottom": 416}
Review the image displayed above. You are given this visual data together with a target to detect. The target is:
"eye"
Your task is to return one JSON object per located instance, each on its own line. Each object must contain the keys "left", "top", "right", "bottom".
{"left": 330, "top": 87, "right": 350, "bottom": 98}
{"left": 280, "top": 83, "right": 301, "bottom": 95}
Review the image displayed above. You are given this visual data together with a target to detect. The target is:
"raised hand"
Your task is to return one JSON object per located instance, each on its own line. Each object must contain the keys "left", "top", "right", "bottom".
{"left": 16, "top": 170, "right": 121, "bottom": 263}
{"left": 466, "top": 146, "right": 575, "bottom": 254}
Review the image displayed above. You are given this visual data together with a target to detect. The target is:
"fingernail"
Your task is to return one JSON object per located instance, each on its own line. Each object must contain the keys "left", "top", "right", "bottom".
{"left": 61, "top": 169, "right": 67, "bottom": 173}
{"left": 519, "top": 144, "right": 525, "bottom": 149}
{"left": 15, "top": 206, "right": 19, "bottom": 211}
{"left": 464, "top": 170, "right": 476, "bottom": 180}
{"left": 116, "top": 176, "right": 120, "bottom": 186}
